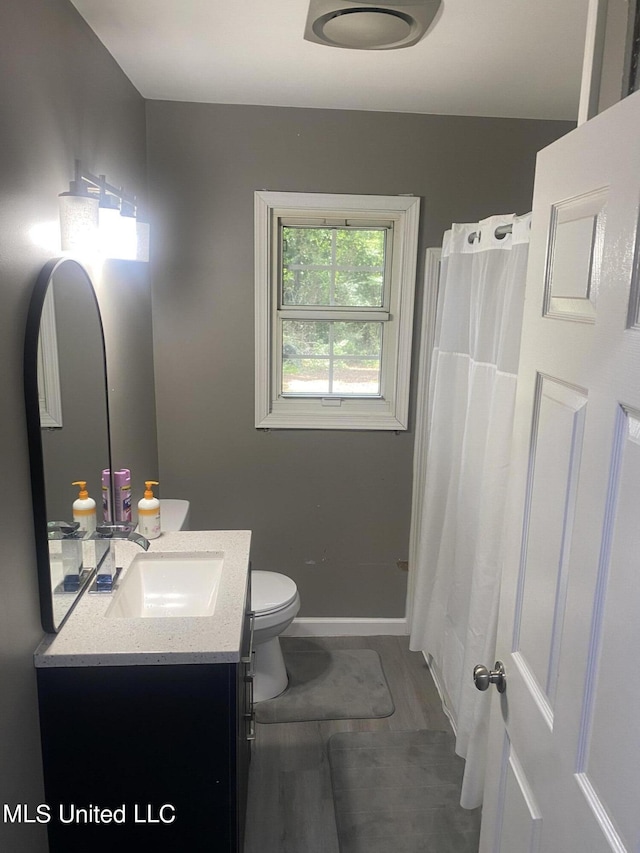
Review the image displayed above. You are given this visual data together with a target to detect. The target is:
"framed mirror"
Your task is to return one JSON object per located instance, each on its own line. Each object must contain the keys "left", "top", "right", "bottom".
{"left": 24, "top": 258, "right": 113, "bottom": 632}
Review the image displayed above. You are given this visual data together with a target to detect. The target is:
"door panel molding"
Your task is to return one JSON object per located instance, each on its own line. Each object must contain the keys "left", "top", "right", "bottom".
{"left": 514, "top": 374, "right": 587, "bottom": 706}
{"left": 543, "top": 188, "right": 608, "bottom": 323}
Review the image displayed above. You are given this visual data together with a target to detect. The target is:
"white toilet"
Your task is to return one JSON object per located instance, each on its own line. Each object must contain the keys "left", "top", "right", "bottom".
{"left": 251, "top": 570, "right": 300, "bottom": 702}
{"left": 159, "top": 499, "right": 191, "bottom": 533}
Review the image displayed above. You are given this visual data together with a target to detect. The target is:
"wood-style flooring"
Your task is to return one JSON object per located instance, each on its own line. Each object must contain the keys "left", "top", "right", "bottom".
{"left": 244, "top": 635, "right": 473, "bottom": 853}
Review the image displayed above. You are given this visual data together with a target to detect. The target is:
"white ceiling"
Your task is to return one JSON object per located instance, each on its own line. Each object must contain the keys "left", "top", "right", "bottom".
{"left": 70, "top": 0, "right": 590, "bottom": 120}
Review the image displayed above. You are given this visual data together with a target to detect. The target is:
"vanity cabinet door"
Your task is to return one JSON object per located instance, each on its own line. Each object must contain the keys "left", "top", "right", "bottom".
{"left": 38, "top": 662, "right": 239, "bottom": 852}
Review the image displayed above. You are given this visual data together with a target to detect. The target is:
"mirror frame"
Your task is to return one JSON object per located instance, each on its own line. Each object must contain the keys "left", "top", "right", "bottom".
{"left": 24, "top": 257, "right": 114, "bottom": 633}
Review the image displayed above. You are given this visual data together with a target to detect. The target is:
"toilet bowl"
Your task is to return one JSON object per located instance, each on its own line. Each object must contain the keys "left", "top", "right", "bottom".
{"left": 251, "top": 570, "right": 300, "bottom": 702}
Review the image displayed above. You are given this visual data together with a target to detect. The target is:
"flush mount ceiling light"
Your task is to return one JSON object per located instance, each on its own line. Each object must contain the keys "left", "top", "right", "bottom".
{"left": 304, "top": 0, "right": 442, "bottom": 50}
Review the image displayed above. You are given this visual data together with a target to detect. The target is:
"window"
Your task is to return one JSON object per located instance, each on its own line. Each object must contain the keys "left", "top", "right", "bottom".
{"left": 255, "top": 192, "right": 420, "bottom": 429}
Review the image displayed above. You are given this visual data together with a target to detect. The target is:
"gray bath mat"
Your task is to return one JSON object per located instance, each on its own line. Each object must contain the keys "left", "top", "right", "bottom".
{"left": 328, "top": 730, "right": 482, "bottom": 853}
{"left": 254, "top": 648, "right": 394, "bottom": 723}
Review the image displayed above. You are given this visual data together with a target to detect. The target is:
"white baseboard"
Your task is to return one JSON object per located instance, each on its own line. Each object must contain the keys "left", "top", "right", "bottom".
{"left": 283, "top": 617, "right": 409, "bottom": 637}
{"left": 421, "top": 650, "right": 458, "bottom": 736}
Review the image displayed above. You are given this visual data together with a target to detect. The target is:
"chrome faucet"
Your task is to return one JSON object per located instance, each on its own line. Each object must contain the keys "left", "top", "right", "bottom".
{"left": 48, "top": 521, "right": 84, "bottom": 592}
{"left": 91, "top": 523, "right": 150, "bottom": 592}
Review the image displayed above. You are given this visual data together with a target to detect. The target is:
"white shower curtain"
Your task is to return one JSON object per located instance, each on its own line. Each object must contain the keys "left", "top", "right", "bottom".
{"left": 409, "top": 213, "right": 531, "bottom": 809}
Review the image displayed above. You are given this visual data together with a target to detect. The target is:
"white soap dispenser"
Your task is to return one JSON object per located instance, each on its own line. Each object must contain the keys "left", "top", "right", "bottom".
{"left": 72, "top": 481, "right": 96, "bottom": 535}
{"left": 138, "top": 480, "right": 161, "bottom": 539}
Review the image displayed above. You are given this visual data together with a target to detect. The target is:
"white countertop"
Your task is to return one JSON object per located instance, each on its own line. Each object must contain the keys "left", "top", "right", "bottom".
{"left": 34, "top": 530, "right": 251, "bottom": 668}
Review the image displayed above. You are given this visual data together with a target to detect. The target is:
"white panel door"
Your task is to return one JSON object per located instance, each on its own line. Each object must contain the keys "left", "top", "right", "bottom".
{"left": 480, "top": 90, "right": 640, "bottom": 853}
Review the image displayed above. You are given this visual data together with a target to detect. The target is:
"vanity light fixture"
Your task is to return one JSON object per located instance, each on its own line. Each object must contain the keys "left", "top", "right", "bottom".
{"left": 58, "top": 160, "right": 150, "bottom": 262}
{"left": 304, "top": 0, "right": 442, "bottom": 50}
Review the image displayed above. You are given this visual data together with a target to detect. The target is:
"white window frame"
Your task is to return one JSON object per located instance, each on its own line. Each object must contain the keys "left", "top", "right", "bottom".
{"left": 255, "top": 192, "right": 420, "bottom": 430}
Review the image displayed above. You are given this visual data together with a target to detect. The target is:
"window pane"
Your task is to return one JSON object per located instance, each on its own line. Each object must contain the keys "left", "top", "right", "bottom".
{"left": 282, "top": 320, "right": 382, "bottom": 396}
{"left": 283, "top": 226, "right": 332, "bottom": 266}
{"left": 334, "top": 229, "right": 385, "bottom": 307}
{"left": 334, "top": 270, "right": 383, "bottom": 307}
{"left": 282, "top": 267, "right": 331, "bottom": 305}
{"left": 282, "top": 359, "right": 330, "bottom": 394}
{"left": 281, "top": 226, "right": 385, "bottom": 307}
{"left": 333, "top": 359, "right": 381, "bottom": 395}
{"left": 332, "top": 321, "right": 382, "bottom": 357}
{"left": 283, "top": 320, "right": 330, "bottom": 356}
{"left": 335, "top": 228, "right": 383, "bottom": 266}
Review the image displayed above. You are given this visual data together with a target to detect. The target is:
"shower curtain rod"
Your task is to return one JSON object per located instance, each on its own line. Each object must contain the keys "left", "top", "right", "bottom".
{"left": 467, "top": 222, "right": 512, "bottom": 244}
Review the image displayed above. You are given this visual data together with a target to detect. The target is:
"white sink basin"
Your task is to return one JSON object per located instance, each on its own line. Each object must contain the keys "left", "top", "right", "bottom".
{"left": 105, "top": 551, "right": 224, "bottom": 618}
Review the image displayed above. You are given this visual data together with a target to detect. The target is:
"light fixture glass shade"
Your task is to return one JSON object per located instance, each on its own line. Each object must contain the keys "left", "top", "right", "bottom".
{"left": 136, "top": 220, "right": 150, "bottom": 262}
{"left": 98, "top": 205, "right": 121, "bottom": 257}
{"left": 116, "top": 213, "right": 137, "bottom": 261}
{"left": 322, "top": 10, "right": 412, "bottom": 48}
{"left": 99, "top": 206, "right": 137, "bottom": 260}
{"left": 59, "top": 194, "right": 99, "bottom": 254}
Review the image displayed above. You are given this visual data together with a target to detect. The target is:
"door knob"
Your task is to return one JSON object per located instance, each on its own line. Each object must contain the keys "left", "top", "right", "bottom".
{"left": 474, "top": 661, "right": 506, "bottom": 693}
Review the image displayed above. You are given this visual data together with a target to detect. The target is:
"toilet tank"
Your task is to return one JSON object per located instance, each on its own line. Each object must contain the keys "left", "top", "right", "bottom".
{"left": 160, "top": 499, "right": 191, "bottom": 532}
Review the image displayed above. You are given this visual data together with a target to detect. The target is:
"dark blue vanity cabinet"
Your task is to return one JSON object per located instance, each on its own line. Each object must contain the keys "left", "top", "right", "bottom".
{"left": 36, "top": 595, "right": 254, "bottom": 852}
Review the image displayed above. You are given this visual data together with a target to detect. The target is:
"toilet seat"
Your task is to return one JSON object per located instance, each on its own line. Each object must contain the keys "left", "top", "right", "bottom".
{"left": 251, "top": 571, "right": 298, "bottom": 616}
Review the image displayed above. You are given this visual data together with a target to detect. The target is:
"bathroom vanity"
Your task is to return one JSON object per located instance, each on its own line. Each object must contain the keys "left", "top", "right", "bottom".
{"left": 34, "top": 531, "right": 253, "bottom": 853}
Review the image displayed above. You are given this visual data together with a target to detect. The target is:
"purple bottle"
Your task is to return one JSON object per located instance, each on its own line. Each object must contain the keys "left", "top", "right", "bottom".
{"left": 114, "top": 469, "right": 132, "bottom": 523}
{"left": 102, "top": 469, "right": 111, "bottom": 522}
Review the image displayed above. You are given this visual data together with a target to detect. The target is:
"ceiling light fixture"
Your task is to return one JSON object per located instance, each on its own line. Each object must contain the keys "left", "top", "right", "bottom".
{"left": 304, "top": 0, "right": 442, "bottom": 50}
{"left": 58, "top": 160, "right": 150, "bottom": 262}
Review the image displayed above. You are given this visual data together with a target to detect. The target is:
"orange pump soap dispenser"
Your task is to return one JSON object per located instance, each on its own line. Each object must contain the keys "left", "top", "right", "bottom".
{"left": 138, "top": 481, "right": 161, "bottom": 539}
{"left": 72, "top": 481, "right": 96, "bottom": 535}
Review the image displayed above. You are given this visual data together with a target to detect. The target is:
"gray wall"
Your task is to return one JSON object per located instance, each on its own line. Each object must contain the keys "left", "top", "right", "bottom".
{"left": 0, "top": 1, "right": 155, "bottom": 848}
{"left": 100, "top": 258, "right": 159, "bottom": 509}
{"left": 147, "top": 102, "right": 574, "bottom": 618}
